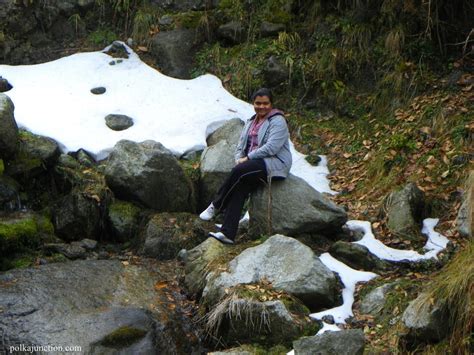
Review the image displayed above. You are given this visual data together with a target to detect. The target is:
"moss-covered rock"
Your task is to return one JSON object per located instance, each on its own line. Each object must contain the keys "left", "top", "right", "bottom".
{"left": 0, "top": 212, "right": 54, "bottom": 256}
{"left": 107, "top": 200, "right": 142, "bottom": 242}
{"left": 99, "top": 326, "right": 148, "bottom": 348}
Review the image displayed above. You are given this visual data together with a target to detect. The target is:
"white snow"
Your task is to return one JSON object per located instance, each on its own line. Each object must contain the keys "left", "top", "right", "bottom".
{"left": 0, "top": 43, "right": 334, "bottom": 194}
{"left": 347, "top": 218, "right": 449, "bottom": 262}
{"left": 310, "top": 253, "right": 378, "bottom": 334}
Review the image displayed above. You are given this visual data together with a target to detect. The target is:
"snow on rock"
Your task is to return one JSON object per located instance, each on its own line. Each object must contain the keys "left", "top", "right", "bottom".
{"left": 347, "top": 218, "right": 449, "bottom": 262}
{"left": 0, "top": 42, "right": 334, "bottom": 194}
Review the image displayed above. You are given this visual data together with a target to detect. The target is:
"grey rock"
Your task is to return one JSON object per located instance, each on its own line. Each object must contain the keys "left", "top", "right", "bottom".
{"left": 44, "top": 242, "right": 87, "bottom": 259}
{"left": 0, "top": 93, "right": 18, "bottom": 159}
{"left": 199, "top": 140, "right": 236, "bottom": 209}
{"left": 91, "top": 87, "right": 106, "bottom": 95}
{"left": 150, "top": 29, "right": 204, "bottom": 79}
{"left": 104, "top": 140, "right": 193, "bottom": 212}
{"left": 203, "top": 235, "right": 337, "bottom": 309}
{"left": 293, "top": 329, "right": 365, "bottom": 355}
{"left": 105, "top": 114, "right": 134, "bottom": 131}
{"left": 18, "top": 130, "right": 60, "bottom": 167}
{"left": 217, "top": 21, "right": 245, "bottom": 44}
{"left": 249, "top": 174, "right": 347, "bottom": 237}
{"left": 456, "top": 171, "right": 472, "bottom": 238}
{"left": 263, "top": 56, "right": 289, "bottom": 87}
{"left": 140, "top": 212, "right": 209, "bottom": 260}
{"left": 184, "top": 237, "right": 229, "bottom": 295}
{"left": 104, "top": 41, "right": 129, "bottom": 59}
{"left": 359, "top": 283, "right": 396, "bottom": 316}
{"left": 107, "top": 200, "right": 142, "bottom": 242}
{"left": 206, "top": 117, "right": 244, "bottom": 147}
{"left": 158, "top": 15, "right": 174, "bottom": 26}
{"left": 0, "top": 260, "right": 201, "bottom": 354}
{"left": 79, "top": 238, "right": 98, "bottom": 250}
{"left": 385, "top": 183, "right": 425, "bottom": 239}
{"left": 260, "top": 21, "right": 285, "bottom": 38}
{"left": 0, "top": 77, "right": 12, "bottom": 92}
{"left": 329, "top": 241, "right": 390, "bottom": 271}
{"left": 401, "top": 292, "right": 448, "bottom": 343}
{"left": 53, "top": 190, "right": 102, "bottom": 241}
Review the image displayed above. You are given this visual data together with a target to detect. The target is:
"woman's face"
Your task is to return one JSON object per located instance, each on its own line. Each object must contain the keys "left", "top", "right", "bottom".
{"left": 253, "top": 95, "right": 272, "bottom": 118}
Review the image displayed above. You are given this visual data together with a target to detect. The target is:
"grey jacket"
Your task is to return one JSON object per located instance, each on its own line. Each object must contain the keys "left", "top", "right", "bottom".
{"left": 235, "top": 113, "right": 292, "bottom": 179}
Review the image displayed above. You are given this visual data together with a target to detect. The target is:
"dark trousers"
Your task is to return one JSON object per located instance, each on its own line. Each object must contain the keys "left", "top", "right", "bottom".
{"left": 213, "top": 159, "right": 267, "bottom": 240}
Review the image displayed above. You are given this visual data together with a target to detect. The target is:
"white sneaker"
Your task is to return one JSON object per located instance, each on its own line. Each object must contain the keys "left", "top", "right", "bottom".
{"left": 209, "top": 232, "right": 234, "bottom": 245}
{"left": 199, "top": 203, "right": 216, "bottom": 221}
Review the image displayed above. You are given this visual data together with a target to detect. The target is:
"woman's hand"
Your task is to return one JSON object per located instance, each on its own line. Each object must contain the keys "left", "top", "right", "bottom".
{"left": 236, "top": 156, "right": 248, "bottom": 165}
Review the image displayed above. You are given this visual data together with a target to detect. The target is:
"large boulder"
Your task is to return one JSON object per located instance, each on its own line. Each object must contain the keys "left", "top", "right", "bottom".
{"left": 104, "top": 140, "right": 193, "bottom": 212}
{"left": 263, "top": 56, "right": 289, "bottom": 88}
{"left": 206, "top": 117, "right": 244, "bottom": 147}
{"left": 384, "top": 183, "right": 425, "bottom": 239}
{"left": 202, "top": 235, "right": 338, "bottom": 310}
{"left": 401, "top": 292, "right": 448, "bottom": 345}
{"left": 293, "top": 329, "right": 365, "bottom": 355}
{"left": 249, "top": 175, "right": 347, "bottom": 237}
{"left": 0, "top": 93, "right": 18, "bottom": 159}
{"left": 139, "top": 212, "right": 210, "bottom": 260}
{"left": 0, "top": 260, "right": 201, "bottom": 354}
{"left": 0, "top": 175, "right": 20, "bottom": 211}
{"left": 150, "top": 29, "right": 204, "bottom": 79}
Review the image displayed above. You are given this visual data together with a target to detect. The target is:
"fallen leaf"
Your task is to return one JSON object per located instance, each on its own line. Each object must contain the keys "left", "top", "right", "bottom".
{"left": 441, "top": 170, "right": 450, "bottom": 178}
{"left": 122, "top": 261, "right": 129, "bottom": 266}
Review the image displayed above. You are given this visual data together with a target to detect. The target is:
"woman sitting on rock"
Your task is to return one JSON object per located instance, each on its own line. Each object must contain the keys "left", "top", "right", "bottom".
{"left": 199, "top": 88, "right": 292, "bottom": 244}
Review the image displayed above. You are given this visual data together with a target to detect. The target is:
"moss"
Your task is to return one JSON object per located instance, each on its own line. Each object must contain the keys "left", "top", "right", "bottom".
{"left": 10, "top": 254, "right": 35, "bottom": 269}
{"left": 109, "top": 200, "right": 141, "bottom": 220}
{"left": 100, "top": 326, "right": 147, "bottom": 348}
{"left": 0, "top": 159, "right": 4, "bottom": 175}
{"left": 173, "top": 11, "right": 207, "bottom": 29}
{"left": 0, "top": 217, "right": 38, "bottom": 246}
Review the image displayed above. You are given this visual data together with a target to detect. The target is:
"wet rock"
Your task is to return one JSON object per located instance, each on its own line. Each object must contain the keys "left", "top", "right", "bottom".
{"left": 217, "top": 21, "right": 245, "bottom": 44}
{"left": 150, "top": 29, "right": 204, "bottom": 79}
{"left": 329, "top": 241, "right": 390, "bottom": 271}
{"left": 203, "top": 235, "right": 337, "bottom": 310}
{"left": 105, "top": 114, "right": 134, "bottom": 131}
{"left": 249, "top": 174, "right": 347, "bottom": 237}
{"left": 0, "top": 93, "right": 18, "bottom": 159}
{"left": 401, "top": 292, "right": 448, "bottom": 344}
{"left": 91, "top": 87, "right": 106, "bottom": 95}
{"left": 384, "top": 183, "right": 425, "bottom": 241}
{"left": 0, "top": 260, "right": 202, "bottom": 354}
{"left": 263, "top": 56, "right": 288, "bottom": 87}
{"left": 79, "top": 238, "right": 98, "bottom": 250}
{"left": 359, "top": 283, "right": 396, "bottom": 316}
{"left": 107, "top": 200, "right": 142, "bottom": 242}
{"left": 293, "top": 329, "right": 365, "bottom": 355}
{"left": 260, "top": 21, "right": 285, "bottom": 38}
{"left": 104, "top": 140, "right": 194, "bottom": 212}
{"left": 140, "top": 212, "right": 209, "bottom": 260}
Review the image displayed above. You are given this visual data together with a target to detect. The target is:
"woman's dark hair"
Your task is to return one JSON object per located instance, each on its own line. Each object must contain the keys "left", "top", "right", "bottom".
{"left": 251, "top": 88, "right": 273, "bottom": 104}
